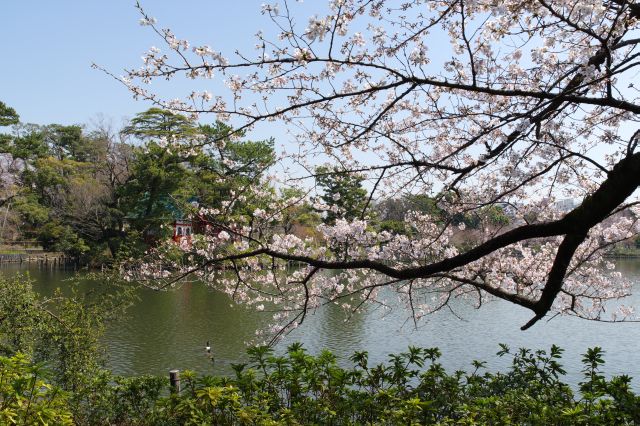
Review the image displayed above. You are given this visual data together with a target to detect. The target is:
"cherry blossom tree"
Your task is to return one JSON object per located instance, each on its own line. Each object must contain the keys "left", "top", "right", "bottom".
{"left": 112, "top": 0, "right": 640, "bottom": 342}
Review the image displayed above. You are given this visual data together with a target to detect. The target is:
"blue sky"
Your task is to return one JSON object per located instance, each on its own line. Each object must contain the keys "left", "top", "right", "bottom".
{"left": 1, "top": 1, "right": 309, "bottom": 127}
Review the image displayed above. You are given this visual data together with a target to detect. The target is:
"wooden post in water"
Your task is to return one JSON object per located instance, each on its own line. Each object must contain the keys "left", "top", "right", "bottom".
{"left": 169, "top": 370, "right": 181, "bottom": 393}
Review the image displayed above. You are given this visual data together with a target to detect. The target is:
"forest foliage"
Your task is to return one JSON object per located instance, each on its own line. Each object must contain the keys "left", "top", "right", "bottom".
{"left": 0, "top": 103, "right": 491, "bottom": 266}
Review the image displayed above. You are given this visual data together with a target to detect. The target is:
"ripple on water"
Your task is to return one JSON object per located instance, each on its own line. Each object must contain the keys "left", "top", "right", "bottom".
{"left": 2, "top": 263, "right": 640, "bottom": 389}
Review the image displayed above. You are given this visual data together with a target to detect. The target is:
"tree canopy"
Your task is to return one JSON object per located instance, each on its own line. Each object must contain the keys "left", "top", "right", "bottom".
{"left": 315, "top": 165, "right": 368, "bottom": 225}
{"left": 0, "top": 105, "right": 276, "bottom": 262}
{"left": 0, "top": 101, "right": 19, "bottom": 127}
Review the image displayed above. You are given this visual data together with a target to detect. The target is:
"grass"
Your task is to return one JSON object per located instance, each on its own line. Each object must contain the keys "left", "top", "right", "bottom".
{"left": 0, "top": 245, "right": 41, "bottom": 255}
{"left": 0, "top": 249, "right": 26, "bottom": 255}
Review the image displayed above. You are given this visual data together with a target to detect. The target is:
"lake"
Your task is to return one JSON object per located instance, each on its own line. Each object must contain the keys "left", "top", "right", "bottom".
{"left": 1, "top": 261, "right": 639, "bottom": 388}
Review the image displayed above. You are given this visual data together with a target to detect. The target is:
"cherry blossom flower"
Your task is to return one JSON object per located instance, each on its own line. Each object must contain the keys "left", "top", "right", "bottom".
{"left": 117, "top": 0, "right": 640, "bottom": 342}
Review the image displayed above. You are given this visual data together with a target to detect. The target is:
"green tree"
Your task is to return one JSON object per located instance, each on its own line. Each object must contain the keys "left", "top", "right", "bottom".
{"left": 315, "top": 166, "right": 368, "bottom": 225}
{"left": 4, "top": 124, "right": 49, "bottom": 160}
{"left": 119, "top": 108, "right": 198, "bottom": 242}
{"left": 376, "top": 194, "right": 446, "bottom": 233}
{"left": 280, "top": 187, "right": 321, "bottom": 236}
{"left": 0, "top": 103, "right": 22, "bottom": 212}
{"left": 43, "top": 125, "right": 84, "bottom": 160}
{"left": 118, "top": 142, "right": 187, "bottom": 241}
{"left": 0, "top": 274, "right": 133, "bottom": 388}
{"left": 123, "top": 107, "right": 198, "bottom": 141}
{"left": 192, "top": 122, "right": 275, "bottom": 212}
{"left": 0, "top": 274, "right": 145, "bottom": 424}
{"left": 0, "top": 101, "right": 19, "bottom": 127}
{"left": 2, "top": 107, "right": 277, "bottom": 260}
{"left": 2, "top": 121, "right": 129, "bottom": 260}
{"left": 64, "top": 124, "right": 133, "bottom": 260}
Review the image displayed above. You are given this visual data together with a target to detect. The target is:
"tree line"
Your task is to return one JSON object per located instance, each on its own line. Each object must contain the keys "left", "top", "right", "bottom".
{"left": 1, "top": 100, "right": 508, "bottom": 266}
{"left": 0, "top": 103, "right": 276, "bottom": 263}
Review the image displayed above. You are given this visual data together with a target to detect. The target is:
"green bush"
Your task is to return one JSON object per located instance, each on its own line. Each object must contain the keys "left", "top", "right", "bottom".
{"left": 141, "top": 343, "right": 638, "bottom": 425}
{"left": 0, "top": 353, "right": 73, "bottom": 425}
{"left": 2, "top": 340, "right": 639, "bottom": 425}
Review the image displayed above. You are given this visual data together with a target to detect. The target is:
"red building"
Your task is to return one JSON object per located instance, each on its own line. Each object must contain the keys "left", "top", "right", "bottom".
{"left": 171, "top": 212, "right": 215, "bottom": 246}
{"left": 172, "top": 219, "right": 193, "bottom": 244}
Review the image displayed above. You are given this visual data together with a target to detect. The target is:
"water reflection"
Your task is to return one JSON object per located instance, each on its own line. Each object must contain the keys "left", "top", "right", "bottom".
{"left": 1, "top": 261, "right": 639, "bottom": 389}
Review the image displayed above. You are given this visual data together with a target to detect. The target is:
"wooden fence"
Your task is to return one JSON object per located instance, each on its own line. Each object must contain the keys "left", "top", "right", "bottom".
{"left": 0, "top": 253, "right": 78, "bottom": 269}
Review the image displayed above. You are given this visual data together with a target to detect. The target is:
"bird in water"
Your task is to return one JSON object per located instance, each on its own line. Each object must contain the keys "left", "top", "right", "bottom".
{"left": 205, "top": 340, "right": 215, "bottom": 365}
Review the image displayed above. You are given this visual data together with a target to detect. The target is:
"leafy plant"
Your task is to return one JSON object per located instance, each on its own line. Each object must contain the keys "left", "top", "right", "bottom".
{"left": 0, "top": 353, "right": 73, "bottom": 425}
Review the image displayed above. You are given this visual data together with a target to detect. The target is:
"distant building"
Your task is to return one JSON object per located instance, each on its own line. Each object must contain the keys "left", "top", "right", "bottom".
{"left": 125, "top": 196, "right": 211, "bottom": 246}
{"left": 169, "top": 199, "right": 215, "bottom": 246}
{"left": 172, "top": 219, "right": 193, "bottom": 244}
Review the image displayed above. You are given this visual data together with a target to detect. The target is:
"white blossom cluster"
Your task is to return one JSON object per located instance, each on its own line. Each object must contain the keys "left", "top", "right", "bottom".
{"left": 118, "top": 0, "right": 640, "bottom": 340}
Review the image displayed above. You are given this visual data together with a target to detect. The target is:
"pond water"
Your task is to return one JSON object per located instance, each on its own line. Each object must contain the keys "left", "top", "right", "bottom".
{"left": 1, "top": 261, "right": 639, "bottom": 388}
